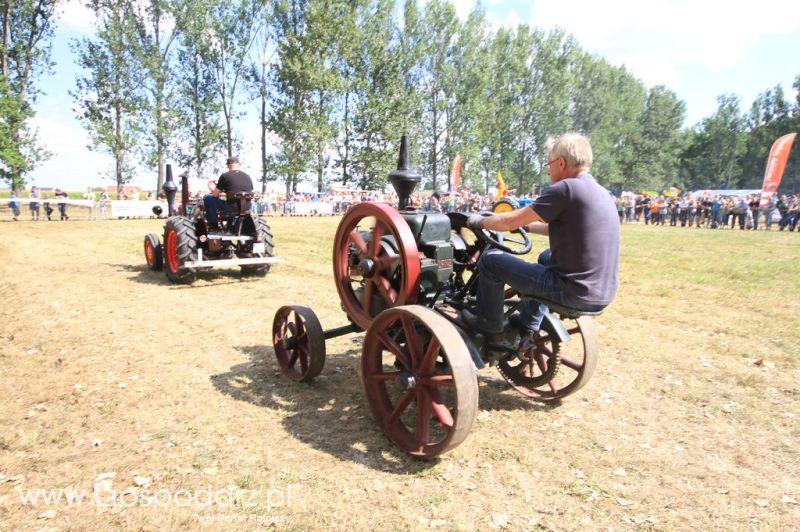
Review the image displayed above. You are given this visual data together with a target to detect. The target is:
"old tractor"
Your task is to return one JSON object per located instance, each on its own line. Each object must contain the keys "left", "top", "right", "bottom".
{"left": 144, "top": 165, "right": 279, "bottom": 283}
{"left": 271, "top": 137, "right": 601, "bottom": 458}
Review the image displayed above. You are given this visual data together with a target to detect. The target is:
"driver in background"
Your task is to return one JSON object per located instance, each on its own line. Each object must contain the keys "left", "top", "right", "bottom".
{"left": 204, "top": 156, "right": 254, "bottom": 230}
{"left": 462, "top": 132, "right": 620, "bottom": 341}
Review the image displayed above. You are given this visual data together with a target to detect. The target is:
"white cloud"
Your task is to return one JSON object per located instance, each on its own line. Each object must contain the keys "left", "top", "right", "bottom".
{"left": 529, "top": 0, "right": 800, "bottom": 87}
{"left": 58, "top": 0, "right": 97, "bottom": 35}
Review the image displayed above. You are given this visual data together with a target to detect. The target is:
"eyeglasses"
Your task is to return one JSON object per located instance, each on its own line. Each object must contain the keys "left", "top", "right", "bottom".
{"left": 547, "top": 157, "right": 561, "bottom": 166}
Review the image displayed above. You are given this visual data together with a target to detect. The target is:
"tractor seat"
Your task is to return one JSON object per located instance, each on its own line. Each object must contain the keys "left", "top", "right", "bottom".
{"left": 520, "top": 295, "right": 604, "bottom": 319}
{"left": 229, "top": 192, "right": 254, "bottom": 215}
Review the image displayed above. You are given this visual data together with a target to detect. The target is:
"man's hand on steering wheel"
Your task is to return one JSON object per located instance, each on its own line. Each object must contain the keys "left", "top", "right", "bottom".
{"left": 467, "top": 211, "right": 532, "bottom": 256}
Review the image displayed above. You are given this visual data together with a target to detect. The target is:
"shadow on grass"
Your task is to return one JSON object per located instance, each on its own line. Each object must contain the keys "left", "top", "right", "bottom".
{"left": 211, "top": 343, "right": 551, "bottom": 472}
{"left": 106, "top": 262, "right": 268, "bottom": 287}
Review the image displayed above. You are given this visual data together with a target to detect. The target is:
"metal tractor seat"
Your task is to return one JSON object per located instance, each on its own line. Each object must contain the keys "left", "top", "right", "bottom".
{"left": 231, "top": 192, "right": 254, "bottom": 214}
{"left": 519, "top": 295, "right": 604, "bottom": 319}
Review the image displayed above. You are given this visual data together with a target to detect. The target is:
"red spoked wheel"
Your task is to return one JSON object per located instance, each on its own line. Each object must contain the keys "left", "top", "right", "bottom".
{"left": 499, "top": 315, "right": 598, "bottom": 401}
{"left": 362, "top": 306, "right": 478, "bottom": 458}
{"left": 272, "top": 305, "right": 326, "bottom": 382}
{"left": 333, "top": 203, "right": 421, "bottom": 330}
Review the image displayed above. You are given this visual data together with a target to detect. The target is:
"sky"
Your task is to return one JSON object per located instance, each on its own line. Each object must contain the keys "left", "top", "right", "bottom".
{"left": 25, "top": 0, "right": 800, "bottom": 192}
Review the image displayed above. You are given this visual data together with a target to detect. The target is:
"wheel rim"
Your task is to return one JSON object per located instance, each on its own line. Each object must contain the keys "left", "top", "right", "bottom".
{"left": 362, "top": 306, "right": 477, "bottom": 458}
{"left": 165, "top": 230, "right": 179, "bottom": 272}
{"left": 273, "top": 305, "right": 325, "bottom": 382}
{"left": 145, "top": 239, "right": 156, "bottom": 267}
{"left": 332, "top": 203, "right": 420, "bottom": 330}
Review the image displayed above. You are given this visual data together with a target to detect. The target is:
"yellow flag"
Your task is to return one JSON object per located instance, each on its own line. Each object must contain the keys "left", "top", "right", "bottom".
{"left": 496, "top": 170, "right": 508, "bottom": 200}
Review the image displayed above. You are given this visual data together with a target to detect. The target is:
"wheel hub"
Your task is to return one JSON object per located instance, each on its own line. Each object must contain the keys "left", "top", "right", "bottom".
{"left": 358, "top": 258, "right": 375, "bottom": 277}
{"left": 397, "top": 372, "right": 416, "bottom": 390}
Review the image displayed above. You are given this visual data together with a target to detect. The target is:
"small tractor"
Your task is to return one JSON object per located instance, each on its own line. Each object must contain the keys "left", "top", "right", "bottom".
{"left": 144, "top": 165, "right": 279, "bottom": 283}
{"left": 271, "top": 136, "right": 602, "bottom": 459}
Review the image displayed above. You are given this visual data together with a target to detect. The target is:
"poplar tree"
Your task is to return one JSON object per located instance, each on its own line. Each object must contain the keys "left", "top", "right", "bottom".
{"left": 0, "top": 0, "right": 59, "bottom": 190}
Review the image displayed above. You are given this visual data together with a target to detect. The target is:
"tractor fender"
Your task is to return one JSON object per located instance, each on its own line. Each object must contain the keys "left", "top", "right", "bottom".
{"left": 542, "top": 311, "right": 571, "bottom": 343}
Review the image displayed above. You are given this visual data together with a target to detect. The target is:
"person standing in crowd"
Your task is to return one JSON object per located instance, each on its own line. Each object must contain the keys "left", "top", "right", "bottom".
{"left": 764, "top": 195, "right": 776, "bottom": 231}
{"left": 9, "top": 190, "right": 21, "bottom": 221}
{"left": 788, "top": 197, "right": 799, "bottom": 231}
{"left": 776, "top": 195, "right": 789, "bottom": 230}
{"left": 55, "top": 188, "right": 69, "bottom": 220}
{"left": 29, "top": 185, "right": 40, "bottom": 220}
{"left": 615, "top": 195, "right": 624, "bottom": 222}
{"left": 749, "top": 194, "right": 760, "bottom": 230}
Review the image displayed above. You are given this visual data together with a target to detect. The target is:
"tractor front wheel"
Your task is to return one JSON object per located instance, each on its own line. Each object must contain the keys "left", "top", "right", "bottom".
{"left": 144, "top": 233, "right": 163, "bottom": 271}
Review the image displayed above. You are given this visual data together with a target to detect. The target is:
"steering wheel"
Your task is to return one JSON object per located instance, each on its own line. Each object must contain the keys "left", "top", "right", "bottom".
{"left": 207, "top": 179, "right": 217, "bottom": 192}
{"left": 472, "top": 211, "right": 532, "bottom": 255}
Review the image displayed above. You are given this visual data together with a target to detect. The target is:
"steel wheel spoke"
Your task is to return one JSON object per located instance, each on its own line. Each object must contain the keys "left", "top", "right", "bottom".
{"left": 372, "top": 255, "right": 398, "bottom": 271}
{"left": 376, "top": 331, "right": 412, "bottom": 370}
{"left": 401, "top": 315, "right": 424, "bottom": 368}
{"left": 426, "top": 387, "right": 454, "bottom": 428}
{"left": 368, "top": 371, "right": 403, "bottom": 382}
{"left": 349, "top": 230, "right": 368, "bottom": 255}
{"left": 419, "top": 337, "right": 441, "bottom": 375}
{"left": 288, "top": 349, "right": 299, "bottom": 368}
{"left": 369, "top": 223, "right": 385, "bottom": 257}
{"left": 376, "top": 275, "right": 398, "bottom": 302}
{"left": 560, "top": 356, "right": 582, "bottom": 371}
{"left": 363, "top": 278, "right": 374, "bottom": 315}
{"left": 387, "top": 389, "right": 415, "bottom": 423}
{"left": 416, "top": 389, "right": 431, "bottom": 444}
{"left": 423, "top": 374, "right": 454, "bottom": 387}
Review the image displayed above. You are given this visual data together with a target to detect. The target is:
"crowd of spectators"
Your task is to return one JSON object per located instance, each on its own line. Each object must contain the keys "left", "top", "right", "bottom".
{"left": 614, "top": 193, "right": 800, "bottom": 231}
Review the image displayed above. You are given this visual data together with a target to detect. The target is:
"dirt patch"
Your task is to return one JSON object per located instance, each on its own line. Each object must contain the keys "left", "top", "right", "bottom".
{"left": 0, "top": 218, "right": 798, "bottom": 530}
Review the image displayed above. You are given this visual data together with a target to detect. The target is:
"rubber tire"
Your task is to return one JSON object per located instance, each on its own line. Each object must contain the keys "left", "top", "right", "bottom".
{"left": 144, "top": 233, "right": 163, "bottom": 271}
{"left": 241, "top": 217, "right": 275, "bottom": 276}
{"left": 163, "top": 216, "right": 198, "bottom": 284}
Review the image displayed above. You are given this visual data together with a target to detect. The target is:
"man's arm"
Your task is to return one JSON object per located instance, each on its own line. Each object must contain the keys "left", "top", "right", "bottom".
{"left": 480, "top": 205, "right": 545, "bottom": 233}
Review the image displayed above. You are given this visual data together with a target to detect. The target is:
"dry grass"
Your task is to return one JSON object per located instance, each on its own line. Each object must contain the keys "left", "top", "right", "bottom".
{"left": 0, "top": 216, "right": 798, "bottom": 531}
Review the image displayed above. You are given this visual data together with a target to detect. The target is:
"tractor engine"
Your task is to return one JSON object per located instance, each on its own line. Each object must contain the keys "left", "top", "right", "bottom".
{"left": 400, "top": 211, "right": 454, "bottom": 304}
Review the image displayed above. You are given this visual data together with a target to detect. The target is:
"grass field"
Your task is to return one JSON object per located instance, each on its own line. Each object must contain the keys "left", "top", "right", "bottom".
{"left": 0, "top": 217, "right": 798, "bottom": 530}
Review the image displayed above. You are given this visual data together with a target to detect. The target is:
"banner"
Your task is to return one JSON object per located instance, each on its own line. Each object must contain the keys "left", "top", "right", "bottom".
{"left": 451, "top": 154, "right": 461, "bottom": 193}
{"left": 759, "top": 132, "right": 797, "bottom": 207}
{"left": 496, "top": 170, "right": 507, "bottom": 200}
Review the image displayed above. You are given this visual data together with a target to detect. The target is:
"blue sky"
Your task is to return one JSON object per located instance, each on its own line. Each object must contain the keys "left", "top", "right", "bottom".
{"left": 28, "top": 0, "right": 800, "bottom": 191}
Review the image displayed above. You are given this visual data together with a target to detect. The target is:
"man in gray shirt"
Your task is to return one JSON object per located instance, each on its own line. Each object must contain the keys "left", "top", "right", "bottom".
{"left": 462, "top": 132, "right": 620, "bottom": 336}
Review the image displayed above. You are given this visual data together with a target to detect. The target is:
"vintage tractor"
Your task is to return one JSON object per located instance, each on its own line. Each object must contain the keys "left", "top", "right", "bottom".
{"left": 144, "top": 165, "right": 279, "bottom": 283}
{"left": 272, "top": 137, "right": 601, "bottom": 458}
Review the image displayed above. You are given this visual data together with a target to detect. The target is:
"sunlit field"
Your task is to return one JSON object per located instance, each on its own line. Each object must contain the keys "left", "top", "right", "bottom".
{"left": 0, "top": 217, "right": 798, "bottom": 530}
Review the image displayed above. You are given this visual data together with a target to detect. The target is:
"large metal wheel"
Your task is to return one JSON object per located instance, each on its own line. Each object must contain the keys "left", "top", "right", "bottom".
{"left": 362, "top": 306, "right": 478, "bottom": 458}
{"left": 144, "top": 233, "right": 163, "bottom": 271}
{"left": 333, "top": 203, "right": 421, "bottom": 330}
{"left": 163, "top": 216, "right": 198, "bottom": 283}
{"left": 498, "top": 315, "right": 598, "bottom": 401}
{"left": 272, "top": 305, "right": 325, "bottom": 382}
{"left": 241, "top": 217, "right": 275, "bottom": 276}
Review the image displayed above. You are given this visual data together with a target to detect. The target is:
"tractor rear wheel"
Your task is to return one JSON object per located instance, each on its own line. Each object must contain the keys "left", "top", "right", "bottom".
{"left": 144, "top": 233, "right": 163, "bottom": 271}
{"left": 163, "top": 216, "right": 198, "bottom": 284}
{"left": 241, "top": 218, "right": 275, "bottom": 277}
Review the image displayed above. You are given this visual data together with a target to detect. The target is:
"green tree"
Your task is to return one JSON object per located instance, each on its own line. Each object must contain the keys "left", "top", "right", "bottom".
{"left": 0, "top": 0, "right": 59, "bottom": 190}
{"left": 174, "top": 0, "right": 225, "bottom": 180}
{"left": 72, "top": 0, "right": 146, "bottom": 195}
{"left": 682, "top": 94, "right": 746, "bottom": 189}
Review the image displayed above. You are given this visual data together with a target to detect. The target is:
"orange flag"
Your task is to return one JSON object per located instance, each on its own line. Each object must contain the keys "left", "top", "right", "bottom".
{"left": 759, "top": 133, "right": 797, "bottom": 208}
{"left": 496, "top": 170, "right": 507, "bottom": 200}
{"left": 451, "top": 154, "right": 461, "bottom": 193}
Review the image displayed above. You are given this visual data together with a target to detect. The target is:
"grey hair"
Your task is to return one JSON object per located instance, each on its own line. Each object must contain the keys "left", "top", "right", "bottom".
{"left": 547, "top": 132, "right": 593, "bottom": 172}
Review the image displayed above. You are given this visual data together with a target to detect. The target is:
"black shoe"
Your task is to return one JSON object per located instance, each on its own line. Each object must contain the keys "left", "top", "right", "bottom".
{"left": 460, "top": 308, "right": 504, "bottom": 335}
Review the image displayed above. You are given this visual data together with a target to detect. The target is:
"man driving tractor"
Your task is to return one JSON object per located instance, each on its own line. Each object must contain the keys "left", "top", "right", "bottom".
{"left": 203, "top": 156, "right": 254, "bottom": 230}
{"left": 462, "top": 132, "right": 620, "bottom": 341}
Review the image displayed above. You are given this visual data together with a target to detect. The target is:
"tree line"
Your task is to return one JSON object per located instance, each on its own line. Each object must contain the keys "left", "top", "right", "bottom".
{"left": 2, "top": 0, "right": 799, "bottom": 197}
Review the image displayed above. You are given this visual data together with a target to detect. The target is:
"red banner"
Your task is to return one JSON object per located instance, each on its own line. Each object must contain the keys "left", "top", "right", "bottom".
{"left": 451, "top": 154, "right": 461, "bottom": 193}
{"left": 759, "top": 133, "right": 797, "bottom": 207}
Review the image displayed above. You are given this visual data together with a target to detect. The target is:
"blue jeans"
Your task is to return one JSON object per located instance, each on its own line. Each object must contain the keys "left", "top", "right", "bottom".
{"left": 476, "top": 248, "right": 603, "bottom": 332}
{"left": 203, "top": 195, "right": 230, "bottom": 226}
